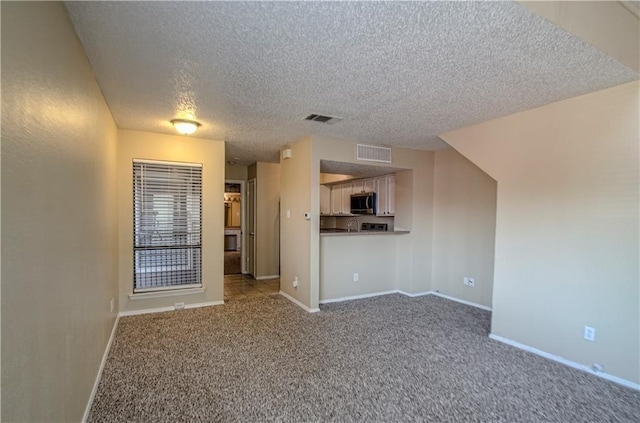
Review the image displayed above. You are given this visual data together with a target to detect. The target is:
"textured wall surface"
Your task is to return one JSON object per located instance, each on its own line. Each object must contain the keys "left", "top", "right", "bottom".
{"left": 279, "top": 137, "right": 314, "bottom": 308}
{"left": 1, "top": 2, "right": 119, "bottom": 420}
{"left": 432, "top": 149, "right": 497, "bottom": 308}
{"left": 442, "top": 82, "right": 640, "bottom": 384}
{"left": 256, "top": 162, "right": 281, "bottom": 278}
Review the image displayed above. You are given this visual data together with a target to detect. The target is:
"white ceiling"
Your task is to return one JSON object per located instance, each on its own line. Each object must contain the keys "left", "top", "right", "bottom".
{"left": 65, "top": 1, "right": 638, "bottom": 165}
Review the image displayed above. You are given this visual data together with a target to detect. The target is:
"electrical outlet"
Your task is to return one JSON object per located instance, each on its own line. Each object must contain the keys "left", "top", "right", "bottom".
{"left": 463, "top": 277, "right": 475, "bottom": 287}
{"left": 592, "top": 363, "right": 604, "bottom": 373}
{"left": 584, "top": 326, "right": 595, "bottom": 342}
{"left": 109, "top": 297, "right": 114, "bottom": 313}
{"left": 174, "top": 302, "right": 185, "bottom": 310}
{"left": 293, "top": 276, "right": 298, "bottom": 289}
{"left": 353, "top": 273, "right": 359, "bottom": 282}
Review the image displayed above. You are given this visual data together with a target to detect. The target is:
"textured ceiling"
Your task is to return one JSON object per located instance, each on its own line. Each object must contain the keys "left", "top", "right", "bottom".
{"left": 65, "top": 1, "right": 638, "bottom": 165}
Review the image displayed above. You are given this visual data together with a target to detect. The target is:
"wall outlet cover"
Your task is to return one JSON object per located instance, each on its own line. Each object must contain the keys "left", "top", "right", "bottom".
{"left": 584, "top": 326, "right": 595, "bottom": 342}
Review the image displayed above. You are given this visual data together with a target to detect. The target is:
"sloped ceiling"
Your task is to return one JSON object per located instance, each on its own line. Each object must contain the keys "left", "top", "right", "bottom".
{"left": 65, "top": 1, "right": 638, "bottom": 165}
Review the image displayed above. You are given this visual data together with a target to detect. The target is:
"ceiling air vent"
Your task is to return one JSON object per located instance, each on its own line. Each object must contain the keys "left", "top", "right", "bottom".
{"left": 303, "top": 114, "right": 342, "bottom": 124}
{"left": 356, "top": 144, "right": 392, "bottom": 164}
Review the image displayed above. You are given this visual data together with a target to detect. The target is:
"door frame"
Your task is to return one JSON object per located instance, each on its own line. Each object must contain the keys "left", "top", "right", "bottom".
{"left": 225, "top": 179, "right": 246, "bottom": 274}
{"left": 246, "top": 178, "right": 257, "bottom": 276}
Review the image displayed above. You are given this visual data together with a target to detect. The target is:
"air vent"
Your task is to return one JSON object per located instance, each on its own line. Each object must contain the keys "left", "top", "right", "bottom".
{"left": 356, "top": 144, "right": 392, "bottom": 164}
{"left": 303, "top": 114, "right": 342, "bottom": 124}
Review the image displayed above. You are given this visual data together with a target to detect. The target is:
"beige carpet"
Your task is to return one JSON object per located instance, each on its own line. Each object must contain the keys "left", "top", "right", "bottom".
{"left": 88, "top": 294, "right": 639, "bottom": 422}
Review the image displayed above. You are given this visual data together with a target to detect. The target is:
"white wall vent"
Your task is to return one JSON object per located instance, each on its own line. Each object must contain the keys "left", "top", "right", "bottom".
{"left": 356, "top": 144, "right": 392, "bottom": 163}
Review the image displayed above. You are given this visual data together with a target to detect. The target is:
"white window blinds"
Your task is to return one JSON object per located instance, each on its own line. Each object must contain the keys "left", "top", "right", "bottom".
{"left": 133, "top": 160, "right": 202, "bottom": 292}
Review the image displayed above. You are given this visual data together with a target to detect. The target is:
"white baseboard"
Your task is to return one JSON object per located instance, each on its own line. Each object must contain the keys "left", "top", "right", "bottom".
{"left": 318, "top": 290, "right": 491, "bottom": 313}
{"left": 430, "top": 291, "right": 492, "bottom": 311}
{"left": 489, "top": 334, "right": 640, "bottom": 391}
{"left": 320, "top": 290, "right": 399, "bottom": 304}
{"left": 185, "top": 300, "right": 225, "bottom": 309}
{"left": 256, "top": 275, "right": 280, "bottom": 280}
{"left": 119, "top": 300, "right": 224, "bottom": 317}
{"left": 279, "top": 291, "right": 320, "bottom": 313}
{"left": 397, "top": 290, "right": 433, "bottom": 298}
{"left": 83, "top": 315, "right": 119, "bottom": 422}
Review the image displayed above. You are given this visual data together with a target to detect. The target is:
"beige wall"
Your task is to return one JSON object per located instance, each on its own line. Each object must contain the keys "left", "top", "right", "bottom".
{"left": 441, "top": 81, "right": 640, "bottom": 384}
{"left": 248, "top": 163, "right": 257, "bottom": 180}
{"left": 280, "top": 138, "right": 314, "bottom": 307}
{"left": 255, "top": 162, "right": 281, "bottom": 278}
{"left": 225, "top": 163, "right": 248, "bottom": 181}
{"left": 320, "top": 235, "right": 400, "bottom": 301}
{"left": 1, "top": 2, "right": 119, "bottom": 421}
{"left": 519, "top": 1, "right": 640, "bottom": 73}
{"left": 432, "top": 149, "right": 497, "bottom": 308}
{"left": 279, "top": 135, "right": 436, "bottom": 309}
{"left": 117, "top": 130, "right": 225, "bottom": 312}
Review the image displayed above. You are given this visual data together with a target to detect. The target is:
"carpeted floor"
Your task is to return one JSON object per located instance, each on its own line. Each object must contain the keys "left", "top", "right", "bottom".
{"left": 89, "top": 294, "right": 640, "bottom": 422}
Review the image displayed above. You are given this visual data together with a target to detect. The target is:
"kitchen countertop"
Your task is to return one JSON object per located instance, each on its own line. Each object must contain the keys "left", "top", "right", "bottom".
{"left": 320, "top": 229, "right": 410, "bottom": 236}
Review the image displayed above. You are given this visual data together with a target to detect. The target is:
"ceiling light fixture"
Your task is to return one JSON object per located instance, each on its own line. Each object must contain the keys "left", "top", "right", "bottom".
{"left": 170, "top": 118, "right": 201, "bottom": 135}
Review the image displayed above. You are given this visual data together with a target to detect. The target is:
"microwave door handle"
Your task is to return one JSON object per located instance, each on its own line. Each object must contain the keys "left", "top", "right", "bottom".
{"left": 366, "top": 196, "right": 370, "bottom": 210}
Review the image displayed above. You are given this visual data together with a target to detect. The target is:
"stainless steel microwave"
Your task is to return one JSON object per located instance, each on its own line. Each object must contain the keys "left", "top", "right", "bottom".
{"left": 350, "top": 192, "right": 376, "bottom": 215}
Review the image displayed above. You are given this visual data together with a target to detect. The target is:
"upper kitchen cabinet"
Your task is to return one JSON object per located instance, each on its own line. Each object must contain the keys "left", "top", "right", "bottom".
{"left": 376, "top": 174, "right": 395, "bottom": 216}
{"left": 331, "top": 183, "right": 353, "bottom": 215}
{"left": 320, "top": 184, "right": 331, "bottom": 215}
{"left": 352, "top": 178, "right": 375, "bottom": 194}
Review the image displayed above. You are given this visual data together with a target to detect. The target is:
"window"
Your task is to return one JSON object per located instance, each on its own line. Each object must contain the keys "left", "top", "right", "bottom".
{"left": 133, "top": 160, "right": 202, "bottom": 292}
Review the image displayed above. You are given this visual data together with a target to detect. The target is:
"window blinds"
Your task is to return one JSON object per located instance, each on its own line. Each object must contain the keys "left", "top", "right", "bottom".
{"left": 133, "top": 160, "right": 202, "bottom": 292}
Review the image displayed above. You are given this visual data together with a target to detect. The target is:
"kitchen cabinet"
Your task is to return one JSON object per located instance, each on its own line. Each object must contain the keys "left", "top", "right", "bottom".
{"left": 320, "top": 185, "right": 331, "bottom": 215}
{"left": 331, "top": 183, "right": 353, "bottom": 215}
{"left": 352, "top": 178, "right": 375, "bottom": 194}
{"left": 376, "top": 174, "right": 395, "bottom": 216}
{"left": 387, "top": 175, "right": 395, "bottom": 215}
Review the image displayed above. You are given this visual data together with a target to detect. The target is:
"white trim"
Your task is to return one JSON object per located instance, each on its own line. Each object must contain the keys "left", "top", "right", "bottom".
{"left": 133, "top": 158, "right": 202, "bottom": 167}
{"left": 225, "top": 179, "right": 246, "bottom": 273}
{"left": 119, "top": 305, "right": 177, "bottom": 316}
{"left": 133, "top": 284, "right": 202, "bottom": 293}
{"left": 489, "top": 334, "right": 640, "bottom": 391}
{"left": 118, "top": 300, "right": 224, "bottom": 317}
{"left": 317, "top": 290, "right": 492, "bottom": 312}
{"left": 397, "top": 290, "right": 433, "bottom": 298}
{"left": 83, "top": 315, "right": 119, "bottom": 422}
{"left": 430, "top": 291, "right": 492, "bottom": 311}
{"left": 279, "top": 291, "right": 320, "bottom": 313}
{"left": 128, "top": 287, "right": 205, "bottom": 300}
{"left": 256, "top": 275, "right": 280, "bottom": 280}
{"left": 185, "top": 300, "right": 225, "bottom": 309}
{"left": 320, "top": 290, "right": 399, "bottom": 304}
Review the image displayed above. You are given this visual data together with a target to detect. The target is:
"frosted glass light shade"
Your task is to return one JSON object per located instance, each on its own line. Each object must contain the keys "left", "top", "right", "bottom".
{"left": 171, "top": 119, "right": 201, "bottom": 135}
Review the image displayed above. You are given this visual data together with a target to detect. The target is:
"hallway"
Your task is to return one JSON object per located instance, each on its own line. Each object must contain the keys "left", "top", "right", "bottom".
{"left": 224, "top": 274, "right": 280, "bottom": 302}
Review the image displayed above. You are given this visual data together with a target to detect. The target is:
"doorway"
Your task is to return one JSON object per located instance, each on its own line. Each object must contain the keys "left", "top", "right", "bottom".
{"left": 246, "top": 178, "right": 256, "bottom": 277}
{"left": 224, "top": 181, "right": 244, "bottom": 275}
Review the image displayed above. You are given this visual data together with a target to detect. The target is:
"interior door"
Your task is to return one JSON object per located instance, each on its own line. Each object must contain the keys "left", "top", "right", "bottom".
{"left": 246, "top": 178, "right": 256, "bottom": 276}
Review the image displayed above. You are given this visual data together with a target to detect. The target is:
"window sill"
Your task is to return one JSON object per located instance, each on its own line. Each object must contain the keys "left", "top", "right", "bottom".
{"left": 128, "top": 287, "right": 205, "bottom": 300}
